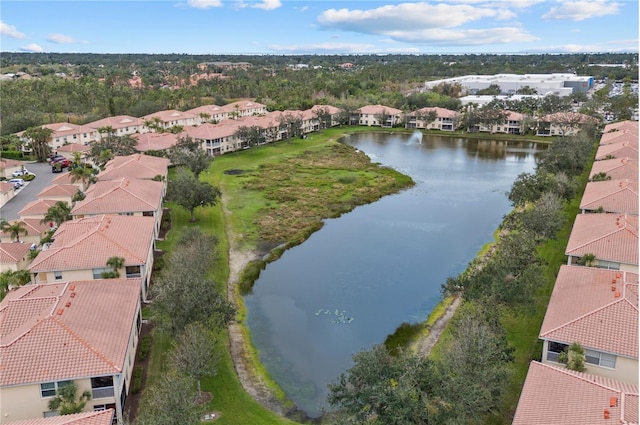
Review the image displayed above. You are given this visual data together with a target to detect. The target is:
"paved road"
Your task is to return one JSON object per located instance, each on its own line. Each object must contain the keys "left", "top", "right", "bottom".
{"left": 1, "top": 161, "right": 57, "bottom": 221}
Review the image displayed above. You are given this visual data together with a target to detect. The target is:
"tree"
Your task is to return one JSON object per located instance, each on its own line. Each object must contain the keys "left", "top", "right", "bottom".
{"left": 102, "top": 256, "right": 125, "bottom": 278}
{"left": 233, "top": 125, "right": 265, "bottom": 150}
{"left": 328, "top": 344, "right": 447, "bottom": 425}
{"left": 519, "top": 192, "right": 566, "bottom": 240}
{"left": 23, "top": 126, "right": 54, "bottom": 162}
{"left": 438, "top": 305, "right": 513, "bottom": 423}
{"left": 41, "top": 201, "right": 72, "bottom": 228}
{"left": 170, "top": 321, "right": 219, "bottom": 398}
{"left": 558, "top": 342, "right": 586, "bottom": 372}
{"left": 69, "top": 165, "right": 93, "bottom": 190}
{"left": 312, "top": 106, "right": 333, "bottom": 130}
{"left": 0, "top": 269, "right": 30, "bottom": 301}
{"left": 167, "top": 169, "right": 221, "bottom": 221}
{"left": 5, "top": 221, "right": 28, "bottom": 242}
{"left": 48, "top": 381, "right": 92, "bottom": 415}
{"left": 168, "top": 147, "right": 211, "bottom": 178}
{"left": 136, "top": 370, "right": 201, "bottom": 425}
{"left": 374, "top": 108, "right": 391, "bottom": 127}
{"left": 151, "top": 228, "right": 235, "bottom": 335}
{"left": 89, "top": 134, "right": 138, "bottom": 164}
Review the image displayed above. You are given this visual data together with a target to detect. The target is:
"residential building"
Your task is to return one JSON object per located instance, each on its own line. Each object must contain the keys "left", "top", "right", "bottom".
{"left": 595, "top": 140, "right": 639, "bottom": 161}
{"left": 590, "top": 157, "right": 639, "bottom": 182}
{"left": 132, "top": 132, "right": 181, "bottom": 153}
{"left": 0, "top": 242, "right": 32, "bottom": 271}
{"left": 140, "top": 109, "right": 198, "bottom": 130}
{"left": 536, "top": 112, "right": 597, "bottom": 136}
{"left": 406, "top": 107, "right": 458, "bottom": 131}
{"left": 17, "top": 123, "right": 99, "bottom": 151}
{"left": 565, "top": 213, "right": 638, "bottom": 272}
{"left": 18, "top": 199, "right": 62, "bottom": 222}
{"left": 580, "top": 179, "right": 638, "bottom": 215}
{"left": 28, "top": 215, "right": 156, "bottom": 300}
{"left": 600, "top": 128, "right": 639, "bottom": 146}
{"left": 185, "top": 123, "right": 240, "bottom": 156}
{"left": 513, "top": 361, "right": 638, "bottom": 425}
{"left": 36, "top": 184, "right": 79, "bottom": 205}
{"left": 0, "top": 219, "right": 51, "bottom": 244}
{"left": 185, "top": 104, "right": 226, "bottom": 124}
{"left": 55, "top": 143, "right": 91, "bottom": 160}
{"left": 86, "top": 115, "right": 146, "bottom": 137}
{"left": 218, "top": 100, "right": 268, "bottom": 119}
{"left": 71, "top": 178, "right": 164, "bottom": 237}
{"left": 1, "top": 181, "right": 16, "bottom": 207}
{"left": 308, "top": 105, "right": 344, "bottom": 129}
{"left": 2, "top": 410, "right": 115, "bottom": 425}
{"left": 603, "top": 119, "right": 639, "bottom": 134}
{"left": 0, "top": 159, "right": 28, "bottom": 179}
{"left": 352, "top": 105, "right": 403, "bottom": 127}
{"left": 0, "top": 280, "right": 141, "bottom": 423}
{"left": 98, "top": 154, "right": 169, "bottom": 194}
{"left": 539, "top": 265, "right": 638, "bottom": 384}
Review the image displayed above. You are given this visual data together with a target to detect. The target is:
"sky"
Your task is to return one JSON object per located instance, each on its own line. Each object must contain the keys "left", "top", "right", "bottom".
{"left": 0, "top": 0, "right": 638, "bottom": 55}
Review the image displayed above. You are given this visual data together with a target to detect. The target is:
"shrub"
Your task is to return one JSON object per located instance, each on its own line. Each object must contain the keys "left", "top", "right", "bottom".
{"left": 138, "top": 335, "right": 151, "bottom": 360}
{"left": 130, "top": 365, "right": 144, "bottom": 394}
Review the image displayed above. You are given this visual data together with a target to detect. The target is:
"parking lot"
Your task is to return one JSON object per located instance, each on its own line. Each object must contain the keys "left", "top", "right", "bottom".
{"left": 1, "top": 161, "right": 57, "bottom": 221}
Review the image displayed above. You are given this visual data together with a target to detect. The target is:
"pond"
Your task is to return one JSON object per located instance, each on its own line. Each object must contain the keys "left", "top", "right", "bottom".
{"left": 244, "top": 132, "right": 544, "bottom": 417}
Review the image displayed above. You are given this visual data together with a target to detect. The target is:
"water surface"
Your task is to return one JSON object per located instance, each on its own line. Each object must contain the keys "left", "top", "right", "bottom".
{"left": 244, "top": 133, "right": 543, "bottom": 417}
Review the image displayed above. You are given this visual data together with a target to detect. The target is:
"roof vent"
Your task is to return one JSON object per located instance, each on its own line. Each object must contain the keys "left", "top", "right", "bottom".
{"left": 610, "top": 397, "right": 618, "bottom": 407}
{"left": 615, "top": 291, "right": 621, "bottom": 298}
{"left": 57, "top": 309, "right": 64, "bottom": 315}
{"left": 65, "top": 302, "right": 71, "bottom": 307}
{"left": 69, "top": 284, "right": 75, "bottom": 291}
{"left": 604, "top": 409, "right": 610, "bottom": 419}
{"left": 70, "top": 292, "right": 76, "bottom": 298}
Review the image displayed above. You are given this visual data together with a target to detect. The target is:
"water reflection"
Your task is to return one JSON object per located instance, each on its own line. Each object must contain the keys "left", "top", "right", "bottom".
{"left": 244, "top": 133, "right": 543, "bottom": 418}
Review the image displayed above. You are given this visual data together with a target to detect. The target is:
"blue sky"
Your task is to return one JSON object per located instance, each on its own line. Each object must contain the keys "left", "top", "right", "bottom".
{"left": 1, "top": 0, "right": 638, "bottom": 55}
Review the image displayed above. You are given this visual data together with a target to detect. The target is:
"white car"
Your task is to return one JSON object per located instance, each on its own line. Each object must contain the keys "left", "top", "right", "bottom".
{"left": 9, "top": 178, "right": 25, "bottom": 187}
{"left": 11, "top": 169, "right": 31, "bottom": 177}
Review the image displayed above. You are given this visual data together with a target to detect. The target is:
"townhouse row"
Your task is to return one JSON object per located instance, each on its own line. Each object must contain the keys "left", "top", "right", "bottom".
{"left": 6, "top": 101, "right": 597, "bottom": 175}
{"left": 512, "top": 120, "right": 639, "bottom": 424}
{"left": 0, "top": 154, "right": 170, "bottom": 424}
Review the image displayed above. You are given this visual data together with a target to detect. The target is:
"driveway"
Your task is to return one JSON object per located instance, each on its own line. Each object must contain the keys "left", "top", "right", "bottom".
{"left": 1, "top": 161, "right": 58, "bottom": 221}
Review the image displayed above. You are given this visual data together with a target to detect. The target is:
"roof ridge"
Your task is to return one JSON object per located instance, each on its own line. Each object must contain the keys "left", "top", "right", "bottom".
{"left": 535, "top": 362, "right": 627, "bottom": 393}
{"left": 51, "top": 316, "right": 121, "bottom": 372}
{"left": 1, "top": 298, "right": 61, "bottom": 347}
{"left": 540, "top": 296, "right": 634, "bottom": 339}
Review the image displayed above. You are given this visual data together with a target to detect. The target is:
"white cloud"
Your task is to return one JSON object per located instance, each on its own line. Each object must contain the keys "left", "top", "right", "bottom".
{"left": 0, "top": 21, "right": 27, "bottom": 39}
{"left": 387, "top": 27, "right": 538, "bottom": 45}
{"left": 542, "top": 0, "right": 620, "bottom": 21}
{"left": 252, "top": 0, "right": 281, "bottom": 10}
{"left": 187, "top": 0, "right": 222, "bottom": 9}
{"left": 47, "top": 33, "right": 76, "bottom": 44}
{"left": 318, "top": 3, "right": 499, "bottom": 32}
{"left": 20, "top": 43, "right": 44, "bottom": 52}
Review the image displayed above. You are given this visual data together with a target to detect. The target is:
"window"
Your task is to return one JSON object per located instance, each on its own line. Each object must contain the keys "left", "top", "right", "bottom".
{"left": 41, "top": 380, "right": 72, "bottom": 397}
{"left": 142, "top": 211, "right": 154, "bottom": 217}
{"left": 54, "top": 271, "right": 63, "bottom": 280}
{"left": 91, "top": 376, "right": 115, "bottom": 398}
{"left": 585, "top": 349, "right": 617, "bottom": 368}
{"left": 119, "top": 212, "right": 134, "bottom": 216}
{"left": 546, "top": 341, "right": 568, "bottom": 362}
{"left": 93, "top": 267, "right": 111, "bottom": 279}
{"left": 43, "top": 410, "right": 60, "bottom": 418}
{"left": 126, "top": 265, "right": 141, "bottom": 278}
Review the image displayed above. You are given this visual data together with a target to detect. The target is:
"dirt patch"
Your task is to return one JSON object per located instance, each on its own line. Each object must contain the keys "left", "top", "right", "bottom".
{"left": 414, "top": 296, "right": 461, "bottom": 357}
{"left": 224, "top": 169, "right": 248, "bottom": 175}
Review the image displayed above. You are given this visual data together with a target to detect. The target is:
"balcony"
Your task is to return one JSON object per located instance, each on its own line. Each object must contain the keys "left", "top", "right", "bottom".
{"left": 92, "top": 386, "right": 115, "bottom": 399}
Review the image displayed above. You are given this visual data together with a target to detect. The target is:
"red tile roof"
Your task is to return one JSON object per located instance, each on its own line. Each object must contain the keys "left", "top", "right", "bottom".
{"left": 596, "top": 141, "right": 639, "bottom": 161}
{"left": 604, "top": 120, "right": 639, "bottom": 134}
{"left": 18, "top": 199, "right": 60, "bottom": 218}
{"left": 71, "top": 178, "right": 163, "bottom": 216}
{"left": 57, "top": 144, "right": 91, "bottom": 154}
{"left": 98, "top": 154, "right": 169, "bottom": 181}
{"left": 29, "top": 215, "right": 155, "bottom": 273}
{"left": 540, "top": 265, "right": 638, "bottom": 358}
{"left": 600, "top": 128, "right": 639, "bottom": 145}
{"left": 0, "top": 242, "right": 31, "bottom": 263}
{"left": 590, "top": 157, "right": 639, "bottom": 182}
{"left": 37, "top": 184, "right": 79, "bottom": 200}
{"left": 3, "top": 409, "right": 114, "bottom": 425}
{"left": 0, "top": 279, "right": 140, "bottom": 386}
{"left": 133, "top": 132, "right": 181, "bottom": 152}
{"left": 565, "top": 214, "right": 638, "bottom": 266}
{"left": 86, "top": 115, "right": 143, "bottom": 130}
{"left": 1, "top": 218, "right": 50, "bottom": 239}
{"left": 412, "top": 106, "right": 458, "bottom": 119}
{"left": 513, "top": 362, "right": 639, "bottom": 425}
{"left": 580, "top": 179, "right": 639, "bottom": 215}
{"left": 356, "top": 104, "right": 403, "bottom": 115}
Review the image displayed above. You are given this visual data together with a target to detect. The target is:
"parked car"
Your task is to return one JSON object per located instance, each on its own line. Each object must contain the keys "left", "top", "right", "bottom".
{"left": 50, "top": 157, "right": 71, "bottom": 168}
{"left": 12, "top": 169, "right": 31, "bottom": 177}
{"left": 9, "top": 178, "right": 25, "bottom": 187}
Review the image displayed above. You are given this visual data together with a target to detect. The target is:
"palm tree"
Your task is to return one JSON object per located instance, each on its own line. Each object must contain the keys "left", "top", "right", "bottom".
{"left": 23, "top": 126, "right": 54, "bottom": 162}
{"left": 41, "top": 202, "right": 72, "bottom": 229}
{"left": 104, "top": 256, "right": 125, "bottom": 278}
{"left": 5, "top": 221, "right": 28, "bottom": 242}
{"left": 48, "top": 381, "right": 91, "bottom": 415}
{"left": 69, "top": 165, "right": 94, "bottom": 189}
